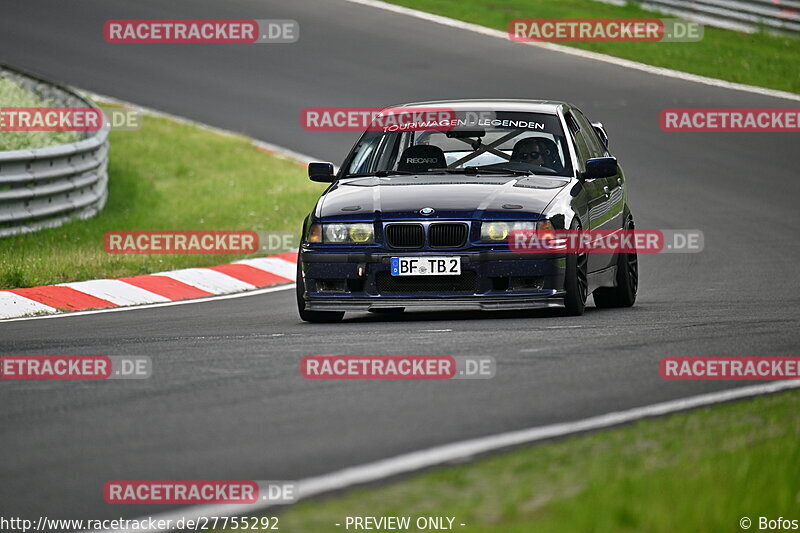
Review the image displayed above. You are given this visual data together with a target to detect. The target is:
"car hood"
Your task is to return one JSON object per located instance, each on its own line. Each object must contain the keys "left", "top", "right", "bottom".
{"left": 318, "top": 175, "right": 569, "bottom": 220}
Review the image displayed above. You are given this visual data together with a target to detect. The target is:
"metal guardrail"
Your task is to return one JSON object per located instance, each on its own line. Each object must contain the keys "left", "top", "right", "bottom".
{"left": 632, "top": 0, "right": 800, "bottom": 34}
{"left": 0, "top": 65, "right": 109, "bottom": 238}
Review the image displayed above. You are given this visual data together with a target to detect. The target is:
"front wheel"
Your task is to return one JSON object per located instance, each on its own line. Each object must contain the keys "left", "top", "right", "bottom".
{"left": 296, "top": 255, "right": 344, "bottom": 323}
{"left": 593, "top": 211, "right": 638, "bottom": 308}
{"left": 563, "top": 219, "right": 588, "bottom": 316}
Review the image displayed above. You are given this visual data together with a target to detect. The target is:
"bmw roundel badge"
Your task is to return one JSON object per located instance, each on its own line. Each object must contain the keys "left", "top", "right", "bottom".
{"left": 420, "top": 207, "right": 435, "bottom": 216}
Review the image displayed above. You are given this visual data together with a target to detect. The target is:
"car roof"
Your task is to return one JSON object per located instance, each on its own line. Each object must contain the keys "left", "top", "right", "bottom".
{"left": 394, "top": 99, "right": 568, "bottom": 114}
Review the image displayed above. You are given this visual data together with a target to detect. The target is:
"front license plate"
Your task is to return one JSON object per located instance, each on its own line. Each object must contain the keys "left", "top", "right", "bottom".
{"left": 390, "top": 256, "right": 461, "bottom": 276}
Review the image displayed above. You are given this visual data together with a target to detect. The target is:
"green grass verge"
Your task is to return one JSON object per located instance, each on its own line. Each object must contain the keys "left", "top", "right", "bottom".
{"left": 384, "top": 0, "right": 800, "bottom": 94}
{"left": 0, "top": 77, "right": 82, "bottom": 150}
{"left": 237, "top": 389, "right": 800, "bottom": 533}
{"left": 0, "top": 110, "right": 323, "bottom": 289}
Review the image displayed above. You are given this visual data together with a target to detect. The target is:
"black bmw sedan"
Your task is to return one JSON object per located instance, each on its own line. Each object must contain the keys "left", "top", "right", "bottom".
{"left": 296, "top": 100, "right": 637, "bottom": 322}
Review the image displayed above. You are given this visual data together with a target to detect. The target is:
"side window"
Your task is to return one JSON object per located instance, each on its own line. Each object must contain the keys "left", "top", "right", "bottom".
{"left": 565, "top": 112, "right": 590, "bottom": 165}
{"left": 574, "top": 110, "right": 606, "bottom": 158}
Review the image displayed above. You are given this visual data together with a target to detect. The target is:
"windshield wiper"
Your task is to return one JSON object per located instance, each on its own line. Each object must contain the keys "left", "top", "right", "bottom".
{"left": 374, "top": 170, "right": 424, "bottom": 176}
{"left": 345, "top": 170, "right": 413, "bottom": 177}
{"left": 445, "top": 167, "right": 532, "bottom": 176}
{"left": 345, "top": 169, "right": 446, "bottom": 178}
{"left": 348, "top": 168, "right": 528, "bottom": 178}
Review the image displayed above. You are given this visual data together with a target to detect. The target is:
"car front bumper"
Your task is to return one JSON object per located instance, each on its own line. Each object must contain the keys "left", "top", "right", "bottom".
{"left": 300, "top": 248, "right": 567, "bottom": 312}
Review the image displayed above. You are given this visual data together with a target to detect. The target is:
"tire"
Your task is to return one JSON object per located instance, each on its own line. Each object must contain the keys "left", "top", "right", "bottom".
{"left": 296, "top": 254, "right": 345, "bottom": 323}
{"left": 593, "top": 210, "right": 638, "bottom": 308}
{"left": 563, "top": 219, "right": 588, "bottom": 316}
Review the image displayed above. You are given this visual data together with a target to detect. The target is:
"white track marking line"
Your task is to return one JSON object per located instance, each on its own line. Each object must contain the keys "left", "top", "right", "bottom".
{"left": 0, "top": 292, "right": 57, "bottom": 319}
{"left": 234, "top": 257, "right": 296, "bottom": 280}
{"left": 156, "top": 268, "right": 257, "bottom": 294}
{"left": 90, "top": 380, "right": 800, "bottom": 533}
{"left": 0, "top": 284, "right": 295, "bottom": 323}
{"left": 342, "top": 0, "right": 800, "bottom": 102}
{"left": 60, "top": 280, "right": 170, "bottom": 306}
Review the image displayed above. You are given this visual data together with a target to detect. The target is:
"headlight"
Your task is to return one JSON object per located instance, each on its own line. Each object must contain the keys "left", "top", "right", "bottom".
{"left": 325, "top": 223, "right": 350, "bottom": 242}
{"left": 348, "top": 223, "right": 374, "bottom": 243}
{"left": 480, "top": 220, "right": 551, "bottom": 242}
{"left": 311, "top": 223, "right": 374, "bottom": 244}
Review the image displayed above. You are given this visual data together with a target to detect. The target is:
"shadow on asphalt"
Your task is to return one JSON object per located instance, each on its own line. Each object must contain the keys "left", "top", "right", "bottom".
{"left": 340, "top": 307, "right": 601, "bottom": 324}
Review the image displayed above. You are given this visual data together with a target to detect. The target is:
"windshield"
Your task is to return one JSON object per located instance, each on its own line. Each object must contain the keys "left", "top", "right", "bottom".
{"left": 344, "top": 111, "right": 573, "bottom": 178}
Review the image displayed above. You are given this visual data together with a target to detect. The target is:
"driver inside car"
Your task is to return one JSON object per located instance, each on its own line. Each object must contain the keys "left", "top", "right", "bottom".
{"left": 510, "top": 137, "right": 562, "bottom": 172}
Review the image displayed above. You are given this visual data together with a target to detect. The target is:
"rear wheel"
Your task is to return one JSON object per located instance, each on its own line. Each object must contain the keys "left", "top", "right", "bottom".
{"left": 563, "top": 219, "right": 588, "bottom": 316}
{"left": 296, "top": 254, "right": 344, "bottom": 323}
{"left": 593, "top": 210, "right": 638, "bottom": 308}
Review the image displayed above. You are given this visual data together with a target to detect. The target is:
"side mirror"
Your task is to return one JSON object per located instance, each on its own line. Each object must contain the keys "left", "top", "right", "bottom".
{"left": 583, "top": 157, "right": 618, "bottom": 180}
{"left": 591, "top": 121, "right": 609, "bottom": 148}
{"left": 308, "top": 162, "right": 335, "bottom": 183}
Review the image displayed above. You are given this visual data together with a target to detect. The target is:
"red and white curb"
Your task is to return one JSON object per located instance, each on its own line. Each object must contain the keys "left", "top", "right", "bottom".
{"left": 0, "top": 93, "right": 312, "bottom": 322}
{"left": 0, "top": 252, "right": 297, "bottom": 320}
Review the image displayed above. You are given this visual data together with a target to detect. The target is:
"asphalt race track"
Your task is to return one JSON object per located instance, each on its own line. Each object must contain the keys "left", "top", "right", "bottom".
{"left": 1, "top": 0, "right": 799, "bottom": 521}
